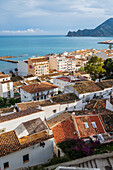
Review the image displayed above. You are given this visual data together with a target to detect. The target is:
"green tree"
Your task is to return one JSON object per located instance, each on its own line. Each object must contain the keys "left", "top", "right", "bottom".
{"left": 103, "top": 58, "right": 113, "bottom": 78}
{"left": 15, "top": 68, "right": 18, "bottom": 72}
{"left": 9, "top": 98, "right": 16, "bottom": 105}
{"left": 84, "top": 56, "right": 106, "bottom": 81}
{"left": 78, "top": 66, "right": 84, "bottom": 71}
{"left": 0, "top": 97, "right": 3, "bottom": 107}
{"left": 109, "top": 44, "right": 112, "bottom": 50}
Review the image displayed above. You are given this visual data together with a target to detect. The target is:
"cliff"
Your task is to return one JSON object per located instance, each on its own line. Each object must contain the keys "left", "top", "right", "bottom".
{"left": 67, "top": 18, "right": 113, "bottom": 37}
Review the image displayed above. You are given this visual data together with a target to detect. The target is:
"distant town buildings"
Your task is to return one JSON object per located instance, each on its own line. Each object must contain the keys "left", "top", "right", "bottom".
{"left": 0, "top": 73, "right": 14, "bottom": 98}
{"left": 17, "top": 60, "right": 28, "bottom": 76}
{"left": 28, "top": 56, "right": 49, "bottom": 76}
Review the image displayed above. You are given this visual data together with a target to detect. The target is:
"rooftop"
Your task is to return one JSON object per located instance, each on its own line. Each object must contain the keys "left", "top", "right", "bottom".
{"left": 0, "top": 130, "right": 53, "bottom": 157}
{"left": 30, "top": 57, "right": 48, "bottom": 63}
{"left": 85, "top": 99, "right": 113, "bottom": 115}
{"left": 51, "top": 116, "right": 78, "bottom": 144}
{"left": 0, "top": 80, "right": 12, "bottom": 84}
{"left": 75, "top": 115, "right": 105, "bottom": 138}
{"left": 75, "top": 71, "right": 88, "bottom": 75}
{"left": 56, "top": 77, "right": 71, "bottom": 82}
{"left": 73, "top": 81, "right": 102, "bottom": 94}
{"left": 0, "top": 107, "right": 14, "bottom": 114}
{"left": 0, "top": 74, "right": 10, "bottom": 78}
{"left": 21, "top": 82, "right": 58, "bottom": 94}
{"left": 0, "top": 108, "right": 42, "bottom": 123}
{"left": 46, "top": 112, "right": 70, "bottom": 128}
{"left": 51, "top": 93, "right": 79, "bottom": 104}
{"left": 23, "top": 118, "right": 47, "bottom": 135}
{"left": 99, "top": 114, "right": 113, "bottom": 132}
{"left": 96, "top": 79, "right": 113, "bottom": 89}
{"left": 17, "top": 100, "right": 57, "bottom": 111}
{"left": 25, "top": 79, "right": 40, "bottom": 85}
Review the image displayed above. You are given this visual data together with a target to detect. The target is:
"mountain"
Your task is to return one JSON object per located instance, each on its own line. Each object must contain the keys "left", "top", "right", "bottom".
{"left": 67, "top": 18, "right": 113, "bottom": 37}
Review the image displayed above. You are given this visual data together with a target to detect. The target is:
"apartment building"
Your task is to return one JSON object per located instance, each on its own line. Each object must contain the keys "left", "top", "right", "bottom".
{"left": 0, "top": 73, "right": 14, "bottom": 98}
{"left": 28, "top": 56, "right": 49, "bottom": 76}
{"left": 49, "top": 55, "right": 76, "bottom": 72}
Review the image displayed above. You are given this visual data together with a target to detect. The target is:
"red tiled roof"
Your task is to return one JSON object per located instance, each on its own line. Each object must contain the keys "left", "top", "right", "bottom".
{"left": 21, "top": 82, "right": 58, "bottom": 94}
{"left": 0, "top": 131, "right": 21, "bottom": 157}
{"left": 51, "top": 117, "right": 78, "bottom": 143}
{"left": 56, "top": 77, "right": 71, "bottom": 82}
{"left": 75, "top": 115, "right": 105, "bottom": 138}
{"left": 0, "top": 108, "right": 42, "bottom": 123}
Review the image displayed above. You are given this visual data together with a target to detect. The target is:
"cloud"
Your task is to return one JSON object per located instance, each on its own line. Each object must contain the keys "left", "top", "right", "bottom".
{"left": 0, "top": 0, "right": 113, "bottom": 34}
{"left": 1, "top": 28, "right": 35, "bottom": 33}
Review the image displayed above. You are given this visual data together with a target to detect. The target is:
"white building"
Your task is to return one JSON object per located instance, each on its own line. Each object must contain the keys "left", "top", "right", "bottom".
{"left": 0, "top": 73, "right": 14, "bottom": 98}
{"left": 49, "top": 55, "right": 76, "bottom": 72}
{"left": 20, "top": 82, "right": 58, "bottom": 102}
{"left": 17, "top": 60, "right": 28, "bottom": 77}
{"left": 0, "top": 118, "right": 53, "bottom": 170}
{"left": 64, "top": 81, "right": 112, "bottom": 102}
{"left": 53, "top": 76, "right": 75, "bottom": 91}
{"left": 0, "top": 108, "right": 46, "bottom": 133}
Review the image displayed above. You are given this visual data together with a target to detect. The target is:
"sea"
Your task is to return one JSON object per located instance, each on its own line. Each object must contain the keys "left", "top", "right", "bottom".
{"left": 0, "top": 35, "right": 112, "bottom": 73}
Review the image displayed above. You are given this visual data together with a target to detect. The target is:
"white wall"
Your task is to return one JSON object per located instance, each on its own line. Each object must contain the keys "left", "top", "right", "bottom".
{"left": 0, "top": 110, "right": 45, "bottom": 133}
{"left": 20, "top": 88, "right": 58, "bottom": 102}
{"left": 106, "top": 99, "right": 113, "bottom": 111}
{"left": 18, "top": 61, "right": 28, "bottom": 77}
{"left": 0, "top": 138, "right": 53, "bottom": 170}
{"left": 0, "top": 82, "right": 14, "bottom": 98}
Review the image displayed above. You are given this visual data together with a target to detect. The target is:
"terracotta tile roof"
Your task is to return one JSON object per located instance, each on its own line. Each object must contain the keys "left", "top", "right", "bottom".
{"left": 51, "top": 116, "right": 78, "bottom": 144}
{"left": 46, "top": 112, "right": 70, "bottom": 128}
{"left": 0, "top": 108, "right": 42, "bottom": 123}
{"left": 0, "top": 80, "right": 12, "bottom": 84}
{"left": 30, "top": 57, "right": 48, "bottom": 63}
{"left": 17, "top": 100, "right": 57, "bottom": 111}
{"left": 0, "top": 131, "right": 21, "bottom": 157}
{"left": 56, "top": 77, "right": 71, "bottom": 82}
{"left": 23, "top": 75, "right": 34, "bottom": 78}
{"left": 73, "top": 81, "right": 102, "bottom": 94}
{"left": 51, "top": 93, "right": 79, "bottom": 104}
{"left": 85, "top": 99, "right": 113, "bottom": 115}
{"left": 75, "top": 71, "right": 88, "bottom": 75}
{"left": 25, "top": 79, "right": 40, "bottom": 85}
{"left": 96, "top": 79, "right": 113, "bottom": 89}
{"left": 99, "top": 114, "right": 113, "bottom": 132}
{"left": 75, "top": 115, "right": 105, "bottom": 138}
{"left": 23, "top": 118, "right": 47, "bottom": 135}
{"left": 0, "top": 130, "right": 53, "bottom": 157}
{"left": 0, "top": 107, "right": 14, "bottom": 114}
{"left": 21, "top": 82, "right": 58, "bottom": 94}
{"left": 0, "top": 74, "right": 10, "bottom": 78}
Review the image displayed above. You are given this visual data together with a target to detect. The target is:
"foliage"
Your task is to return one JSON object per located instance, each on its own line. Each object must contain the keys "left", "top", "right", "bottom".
{"left": 84, "top": 56, "right": 106, "bottom": 81}
{"left": 15, "top": 68, "right": 18, "bottom": 72}
{"left": 109, "top": 44, "right": 112, "bottom": 49}
{"left": 78, "top": 66, "right": 84, "bottom": 71}
{"left": 0, "top": 97, "right": 21, "bottom": 108}
{"left": 103, "top": 58, "right": 113, "bottom": 78}
{"left": 57, "top": 139, "right": 100, "bottom": 160}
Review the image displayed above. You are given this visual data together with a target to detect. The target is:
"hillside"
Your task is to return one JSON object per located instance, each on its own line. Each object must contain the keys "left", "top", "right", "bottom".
{"left": 67, "top": 18, "right": 113, "bottom": 37}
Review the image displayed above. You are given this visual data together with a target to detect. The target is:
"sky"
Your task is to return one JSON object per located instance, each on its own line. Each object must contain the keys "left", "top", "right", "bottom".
{"left": 0, "top": 0, "right": 113, "bottom": 35}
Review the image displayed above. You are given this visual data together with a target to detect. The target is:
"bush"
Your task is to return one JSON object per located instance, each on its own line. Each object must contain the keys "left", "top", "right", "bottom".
{"left": 58, "top": 139, "right": 100, "bottom": 160}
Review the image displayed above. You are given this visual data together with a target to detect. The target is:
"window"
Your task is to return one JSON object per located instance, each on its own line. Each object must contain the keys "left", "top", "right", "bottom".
{"left": 84, "top": 122, "right": 89, "bottom": 128}
{"left": 4, "top": 162, "right": 9, "bottom": 169}
{"left": 92, "top": 122, "right": 97, "bottom": 128}
{"left": 23, "top": 154, "right": 29, "bottom": 163}
{"left": 53, "top": 109, "right": 56, "bottom": 113}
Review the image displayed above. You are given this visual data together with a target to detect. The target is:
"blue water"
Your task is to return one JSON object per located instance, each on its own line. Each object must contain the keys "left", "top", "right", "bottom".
{"left": 0, "top": 35, "right": 112, "bottom": 72}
